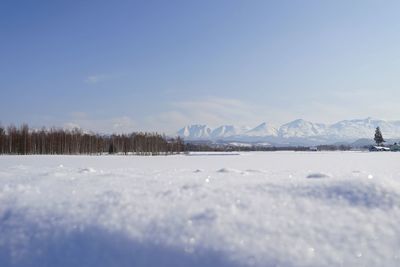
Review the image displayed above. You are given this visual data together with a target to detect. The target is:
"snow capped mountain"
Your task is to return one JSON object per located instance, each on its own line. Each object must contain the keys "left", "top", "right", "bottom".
{"left": 210, "top": 125, "right": 250, "bottom": 139}
{"left": 177, "top": 118, "right": 400, "bottom": 144}
{"left": 245, "top": 122, "right": 278, "bottom": 137}
{"left": 328, "top": 118, "right": 400, "bottom": 139}
{"left": 278, "top": 119, "right": 326, "bottom": 138}
{"left": 176, "top": 125, "right": 212, "bottom": 139}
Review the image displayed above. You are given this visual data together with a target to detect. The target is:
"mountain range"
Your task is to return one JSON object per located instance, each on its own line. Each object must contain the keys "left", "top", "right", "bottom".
{"left": 177, "top": 118, "right": 400, "bottom": 146}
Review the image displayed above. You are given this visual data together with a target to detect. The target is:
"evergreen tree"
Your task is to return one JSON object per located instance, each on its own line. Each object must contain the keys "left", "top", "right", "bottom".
{"left": 374, "top": 127, "right": 385, "bottom": 146}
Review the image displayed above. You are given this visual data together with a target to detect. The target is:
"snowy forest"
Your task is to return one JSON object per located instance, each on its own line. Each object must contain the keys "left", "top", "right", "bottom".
{"left": 0, "top": 124, "right": 184, "bottom": 155}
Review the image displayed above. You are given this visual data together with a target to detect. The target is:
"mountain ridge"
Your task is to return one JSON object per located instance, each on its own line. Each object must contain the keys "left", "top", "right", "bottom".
{"left": 176, "top": 118, "right": 400, "bottom": 145}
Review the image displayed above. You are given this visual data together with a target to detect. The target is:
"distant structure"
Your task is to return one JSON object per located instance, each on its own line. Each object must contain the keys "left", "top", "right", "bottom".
{"left": 390, "top": 143, "right": 400, "bottom": 152}
{"left": 369, "top": 146, "right": 390, "bottom": 152}
{"left": 369, "top": 126, "right": 400, "bottom": 152}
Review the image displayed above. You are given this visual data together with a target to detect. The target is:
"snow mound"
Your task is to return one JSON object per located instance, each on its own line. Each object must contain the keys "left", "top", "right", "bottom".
{"left": 79, "top": 167, "right": 96, "bottom": 173}
{"left": 1, "top": 153, "right": 400, "bottom": 267}
{"left": 298, "top": 181, "right": 400, "bottom": 209}
{"left": 216, "top": 168, "right": 241, "bottom": 173}
{"left": 244, "top": 169, "right": 264, "bottom": 173}
{"left": 306, "top": 172, "right": 331, "bottom": 179}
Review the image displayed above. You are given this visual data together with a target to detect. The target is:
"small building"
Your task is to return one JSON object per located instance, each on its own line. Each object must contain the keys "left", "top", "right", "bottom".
{"left": 369, "top": 146, "right": 390, "bottom": 152}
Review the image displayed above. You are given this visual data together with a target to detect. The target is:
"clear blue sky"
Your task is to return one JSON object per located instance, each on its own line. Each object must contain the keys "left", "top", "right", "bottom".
{"left": 1, "top": 0, "right": 400, "bottom": 133}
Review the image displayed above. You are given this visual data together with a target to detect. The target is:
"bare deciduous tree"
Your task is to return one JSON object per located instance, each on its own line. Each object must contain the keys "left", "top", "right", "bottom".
{"left": 0, "top": 124, "right": 184, "bottom": 155}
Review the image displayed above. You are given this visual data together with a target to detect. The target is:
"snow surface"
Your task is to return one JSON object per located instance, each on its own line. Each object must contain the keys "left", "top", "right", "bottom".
{"left": 1, "top": 152, "right": 400, "bottom": 267}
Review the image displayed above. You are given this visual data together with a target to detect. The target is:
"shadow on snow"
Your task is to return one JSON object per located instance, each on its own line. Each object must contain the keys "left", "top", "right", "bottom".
{"left": 0, "top": 221, "right": 248, "bottom": 267}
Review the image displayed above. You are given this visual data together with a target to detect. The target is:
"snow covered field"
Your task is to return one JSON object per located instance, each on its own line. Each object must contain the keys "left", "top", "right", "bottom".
{"left": 1, "top": 152, "right": 400, "bottom": 267}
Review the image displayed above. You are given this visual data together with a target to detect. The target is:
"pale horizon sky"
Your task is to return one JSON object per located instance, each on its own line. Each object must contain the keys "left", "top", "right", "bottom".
{"left": 1, "top": 0, "right": 400, "bottom": 134}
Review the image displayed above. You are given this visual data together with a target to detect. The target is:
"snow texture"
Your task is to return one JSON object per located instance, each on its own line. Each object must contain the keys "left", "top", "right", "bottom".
{"left": 1, "top": 152, "right": 400, "bottom": 267}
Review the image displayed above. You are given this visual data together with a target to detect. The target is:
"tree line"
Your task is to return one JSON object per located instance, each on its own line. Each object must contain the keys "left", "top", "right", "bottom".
{"left": 0, "top": 124, "right": 184, "bottom": 155}
{"left": 184, "top": 142, "right": 351, "bottom": 152}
